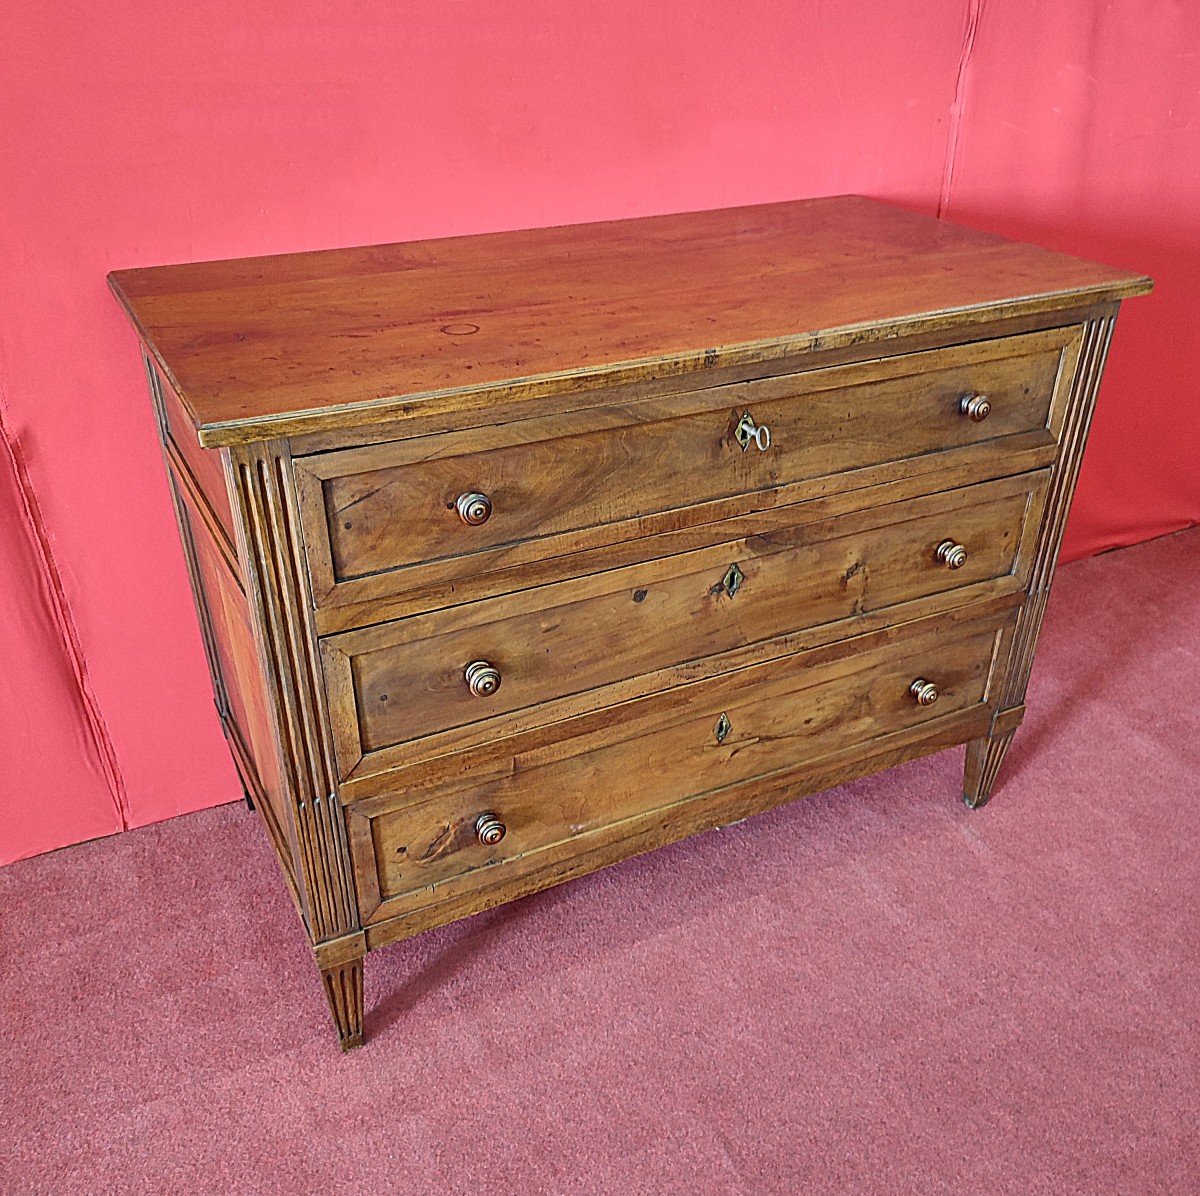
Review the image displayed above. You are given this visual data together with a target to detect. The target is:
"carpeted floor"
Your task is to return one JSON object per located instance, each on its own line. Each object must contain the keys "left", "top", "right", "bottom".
{"left": 2, "top": 527, "right": 1197, "bottom": 1194}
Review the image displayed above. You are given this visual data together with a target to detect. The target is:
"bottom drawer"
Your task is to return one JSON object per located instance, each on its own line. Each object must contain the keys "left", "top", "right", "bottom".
{"left": 348, "top": 605, "right": 1014, "bottom": 925}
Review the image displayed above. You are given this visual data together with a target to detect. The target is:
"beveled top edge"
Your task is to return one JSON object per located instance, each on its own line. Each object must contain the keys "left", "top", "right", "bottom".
{"left": 107, "top": 195, "right": 1152, "bottom": 447}
{"left": 184, "top": 286, "right": 1146, "bottom": 448}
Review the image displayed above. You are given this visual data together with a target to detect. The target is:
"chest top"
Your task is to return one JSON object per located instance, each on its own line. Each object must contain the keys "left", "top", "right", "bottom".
{"left": 108, "top": 195, "right": 1148, "bottom": 448}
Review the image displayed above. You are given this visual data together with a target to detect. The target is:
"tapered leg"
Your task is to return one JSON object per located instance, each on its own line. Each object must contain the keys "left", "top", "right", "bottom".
{"left": 963, "top": 730, "right": 1016, "bottom": 809}
{"left": 320, "top": 956, "right": 364, "bottom": 1051}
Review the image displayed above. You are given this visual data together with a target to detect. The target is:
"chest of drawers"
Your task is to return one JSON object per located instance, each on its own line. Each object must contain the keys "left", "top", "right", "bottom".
{"left": 109, "top": 197, "right": 1149, "bottom": 1049}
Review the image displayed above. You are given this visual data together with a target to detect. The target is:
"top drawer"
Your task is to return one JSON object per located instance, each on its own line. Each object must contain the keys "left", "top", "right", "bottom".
{"left": 295, "top": 326, "right": 1081, "bottom": 613}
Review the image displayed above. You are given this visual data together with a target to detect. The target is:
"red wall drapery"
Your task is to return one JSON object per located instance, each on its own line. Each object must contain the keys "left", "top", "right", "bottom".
{"left": 1, "top": 1, "right": 1193, "bottom": 862}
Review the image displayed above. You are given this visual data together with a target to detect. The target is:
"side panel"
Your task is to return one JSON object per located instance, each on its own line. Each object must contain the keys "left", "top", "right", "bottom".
{"left": 176, "top": 480, "right": 299, "bottom": 899}
{"left": 143, "top": 353, "right": 303, "bottom": 911}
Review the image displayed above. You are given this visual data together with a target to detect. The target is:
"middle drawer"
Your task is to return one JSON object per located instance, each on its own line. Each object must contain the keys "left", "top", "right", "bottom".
{"left": 321, "top": 471, "right": 1047, "bottom": 784}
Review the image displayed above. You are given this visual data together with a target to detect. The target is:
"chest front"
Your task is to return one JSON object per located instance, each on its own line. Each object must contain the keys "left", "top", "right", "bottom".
{"left": 110, "top": 197, "right": 1149, "bottom": 1049}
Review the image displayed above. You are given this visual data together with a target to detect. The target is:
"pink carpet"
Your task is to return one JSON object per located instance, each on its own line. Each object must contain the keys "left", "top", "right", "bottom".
{"left": 3, "top": 527, "right": 1198, "bottom": 1193}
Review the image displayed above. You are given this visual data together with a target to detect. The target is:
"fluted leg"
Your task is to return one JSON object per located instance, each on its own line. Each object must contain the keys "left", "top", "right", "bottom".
{"left": 320, "top": 956, "right": 364, "bottom": 1051}
{"left": 963, "top": 730, "right": 1015, "bottom": 809}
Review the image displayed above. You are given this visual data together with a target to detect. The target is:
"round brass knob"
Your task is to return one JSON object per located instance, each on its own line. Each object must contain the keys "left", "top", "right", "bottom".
{"left": 959, "top": 393, "right": 992, "bottom": 422}
{"left": 475, "top": 812, "right": 506, "bottom": 846}
{"left": 910, "top": 678, "right": 939, "bottom": 707}
{"left": 464, "top": 660, "right": 501, "bottom": 697}
{"left": 456, "top": 491, "right": 493, "bottom": 526}
{"left": 936, "top": 539, "right": 968, "bottom": 569}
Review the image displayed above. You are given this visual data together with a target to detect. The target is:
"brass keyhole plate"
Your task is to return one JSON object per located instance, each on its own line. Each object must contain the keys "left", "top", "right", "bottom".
{"left": 722, "top": 562, "right": 744, "bottom": 599}
{"left": 714, "top": 712, "right": 732, "bottom": 744}
{"left": 734, "top": 412, "right": 754, "bottom": 450}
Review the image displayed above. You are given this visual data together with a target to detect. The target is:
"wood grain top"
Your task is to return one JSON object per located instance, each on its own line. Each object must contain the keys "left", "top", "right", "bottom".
{"left": 108, "top": 195, "right": 1150, "bottom": 446}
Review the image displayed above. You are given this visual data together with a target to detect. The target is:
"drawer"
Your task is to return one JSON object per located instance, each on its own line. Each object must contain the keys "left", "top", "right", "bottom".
{"left": 295, "top": 326, "right": 1082, "bottom": 613}
{"left": 346, "top": 605, "right": 1014, "bottom": 923}
{"left": 321, "top": 471, "right": 1047, "bottom": 782}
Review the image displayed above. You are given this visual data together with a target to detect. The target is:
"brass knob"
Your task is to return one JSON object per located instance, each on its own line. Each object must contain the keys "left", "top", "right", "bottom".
{"left": 936, "top": 539, "right": 968, "bottom": 569}
{"left": 464, "top": 660, "right": 501, "bottom": 697}
{"left": 456, "top": 491, "right": 492, "bottom": 526}
{"left": 959, "top": 393, "right": 992, "bottom": 422}
{"left": 734, "top": 411, "right": 772, "bottom": 452}
{"left": 910, "top": 678, "right": 939, "bottom": 707}
{"left": 475, "top": 812, "right": 506, "bottom": 846}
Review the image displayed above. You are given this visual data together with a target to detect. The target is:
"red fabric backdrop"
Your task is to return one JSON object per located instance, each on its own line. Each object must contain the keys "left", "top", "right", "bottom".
{"left": 1, "top": 1, "right": 1194, "bottom": 862}
{"left": 943, "top": 1, "right": 1200, "bottom": 561}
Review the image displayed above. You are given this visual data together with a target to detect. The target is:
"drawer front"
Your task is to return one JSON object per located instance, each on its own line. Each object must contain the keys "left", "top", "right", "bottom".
{"left": 321, "top": 471, "right": 1047, "bottom": 782}
{"left": 296, "top": 326, "right": 1081, "bottom": 612}
{"left": 347, "top": 607, "right": 1013, "bottom": 922}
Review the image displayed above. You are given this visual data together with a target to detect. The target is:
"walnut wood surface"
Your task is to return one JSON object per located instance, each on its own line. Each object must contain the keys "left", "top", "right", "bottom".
{"left": 226, "top": 441, "right": 360, "bottom": 943}
{"left": 359, "top": 704, "right": 995, "bottom": 954}
{"left": 351, "top": 605, "right": 1013, "bottom": 924}
{"left": 323, "top": 472, "right": 1047, "bottom": 780}
{"left": 145, "top": 356, "right": 298, "bottom": 890}
{"left": 309, "top": 433, "right": 1063, "bottom": 637}
{"left": 343, "top": 591, "right": 1023, "bottom": 822}
{"left": 295, "top": 326, "right": 1076, "bottom": 612}
{"left": 156, "top": 365, "right": 237, "bottom": 546}
{"left": 319, "top": 957, "right": 363, "bottom": 1052}
{"left": 114, "top": 198, "right": 1148, "bottom": 1048}
{"left": 108, "top": 196, "right": 1148, "bottom": 446}
{"left": 185, "top": 487, "right": 293, "bottom": 863}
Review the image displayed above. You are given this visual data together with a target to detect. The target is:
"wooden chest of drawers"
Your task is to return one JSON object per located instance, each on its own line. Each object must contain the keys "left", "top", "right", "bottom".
{"left": 109, "top": 197, "right": 1149, "bottom": 1049}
